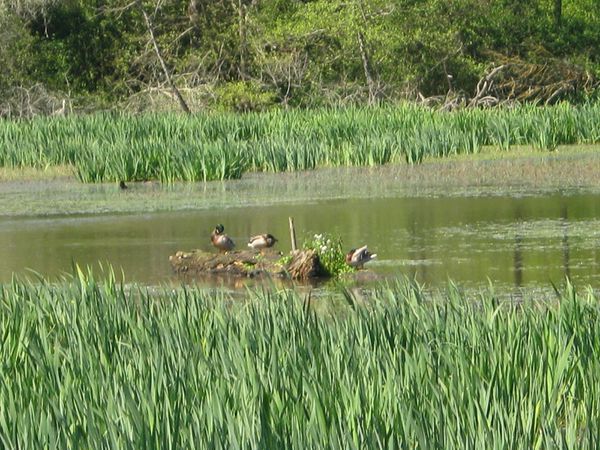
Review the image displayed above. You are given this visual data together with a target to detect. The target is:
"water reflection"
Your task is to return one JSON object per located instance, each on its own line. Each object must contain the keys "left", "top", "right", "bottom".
{"left": 172, "top": 271, "right": 326, "bottom": 292}
{"left": 514, "top": 231, "right": 524, "bottom": 288}
{"left": 561, "top": 203, "right": 571, "bottom": 280}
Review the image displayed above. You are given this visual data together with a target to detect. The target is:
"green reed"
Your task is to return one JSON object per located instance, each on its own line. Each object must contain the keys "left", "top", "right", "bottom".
{"left": 1, "top": 103, "right": 600, "bottom": 182}
{"left": 0, "top": 269, "right": 599, "bottom": 448}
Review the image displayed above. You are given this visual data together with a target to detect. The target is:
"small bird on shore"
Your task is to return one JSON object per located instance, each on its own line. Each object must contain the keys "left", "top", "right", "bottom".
{"left": 119, "top": 180, "right": 128, "bottom": 190}
{"left": 248, "top": 233, "right": 278, "bottom": 251}
{"left": 211, "top": 224, "right": 235, "bottom": 253}
{"left": 345, "top": 245, "right": 377, "bottom": 269}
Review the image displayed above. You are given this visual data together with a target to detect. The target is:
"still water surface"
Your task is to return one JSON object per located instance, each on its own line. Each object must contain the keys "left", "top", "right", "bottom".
{"left": 1, "top": 189, "right": 600, "bottom": 291}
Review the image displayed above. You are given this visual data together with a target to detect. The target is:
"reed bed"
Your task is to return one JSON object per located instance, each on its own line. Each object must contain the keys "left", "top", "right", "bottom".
{"left": 1, "top": 271, "right": 599, "bottom": 448}
{"left": 1, "top": 103, "right": 600, "bottom": 182}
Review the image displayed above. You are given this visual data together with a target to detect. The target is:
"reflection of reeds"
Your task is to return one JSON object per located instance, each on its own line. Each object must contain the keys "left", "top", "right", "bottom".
{"left": 2, "top": 103, "right": 600, "bottom": 182}
{"left": 1, "top": 268, "right": 597, "bottom": 447}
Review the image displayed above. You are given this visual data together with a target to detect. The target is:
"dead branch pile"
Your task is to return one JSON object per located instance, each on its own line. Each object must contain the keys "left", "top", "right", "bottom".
{"left": 474, "top": 52, "right": 596, "bottom": 106}
{"left": 0, "top": 84, "right": 71, "bottom": 118}
{"left": 419, "top": 50, "right": 598, "bottom": 110}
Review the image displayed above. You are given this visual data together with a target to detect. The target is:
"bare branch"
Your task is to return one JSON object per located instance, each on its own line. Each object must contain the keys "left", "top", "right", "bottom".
{"left": 136, "top": 1, "right": 191, "bottom": 113}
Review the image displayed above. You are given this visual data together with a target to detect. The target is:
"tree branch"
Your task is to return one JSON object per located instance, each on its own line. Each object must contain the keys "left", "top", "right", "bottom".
{"left": 138, "top": 1, "right": 191, "bottom": 114}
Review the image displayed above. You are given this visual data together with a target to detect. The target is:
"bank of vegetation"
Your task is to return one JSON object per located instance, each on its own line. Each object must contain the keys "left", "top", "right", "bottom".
{"left": 1, "top": 0, "right": 599, "bottom": 116}
{"left": 1, "top": 103, "right": 600, "bottom": 182}
{"left": 0, "top": 271, "right": 597, "bottom": 448}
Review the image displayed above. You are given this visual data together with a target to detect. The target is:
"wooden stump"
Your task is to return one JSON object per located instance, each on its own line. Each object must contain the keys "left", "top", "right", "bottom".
{"left": 286, "top": 249, "right": 326, "bottom": 279}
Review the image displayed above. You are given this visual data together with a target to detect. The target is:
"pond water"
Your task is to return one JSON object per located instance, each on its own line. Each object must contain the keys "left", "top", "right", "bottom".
{"left": 1, "top": 170, "right": 600, "bottom": 294}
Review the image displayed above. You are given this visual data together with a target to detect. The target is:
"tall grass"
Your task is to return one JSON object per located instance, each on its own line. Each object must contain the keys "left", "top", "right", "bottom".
{"left": 1, "top": 103, "right": 600, "bottom": 182}
{"left": 1, "top": 270, "right": 599, "bottom": 448}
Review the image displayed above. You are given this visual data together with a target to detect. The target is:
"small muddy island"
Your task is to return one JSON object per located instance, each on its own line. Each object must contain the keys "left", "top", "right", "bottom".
{"left": 169, "top": 249, "right": 327, "bottom": 280}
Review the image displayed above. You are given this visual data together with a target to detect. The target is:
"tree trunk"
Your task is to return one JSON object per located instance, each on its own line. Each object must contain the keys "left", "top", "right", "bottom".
{"left": 554, "top": 0, "right": 562, "bottom": 28}
{"left": 357, "top": 31, "right": 376, "bottom": 105}
{"left": 232, "top": 0, "right": 247, "bottom": 79}
{"left": 139, "top": 3, "right": 191, "bottom": 114}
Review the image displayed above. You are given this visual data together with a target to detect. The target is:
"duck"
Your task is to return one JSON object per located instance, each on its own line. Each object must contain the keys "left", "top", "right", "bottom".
{"left": 345, "top": 245, "right": 377, "bottom": 269}
{"left": 211, "top": 224, "right": 235, "bottom": 253}
{"left": 248, "top": 233, "right": 278, "bottom": 250}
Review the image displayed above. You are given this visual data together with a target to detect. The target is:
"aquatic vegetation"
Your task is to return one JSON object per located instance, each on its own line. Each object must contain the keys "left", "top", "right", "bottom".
{"left": 0, "top": 270, "right": 598, "bottom": 448}
{"left": 1, "top": 103, "right": 600, "bottom": 182}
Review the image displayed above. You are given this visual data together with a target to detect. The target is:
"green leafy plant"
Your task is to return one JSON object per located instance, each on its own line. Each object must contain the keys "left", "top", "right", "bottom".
{"left": 277, "top": 254, "right": 293, "bottom": 266}
{"left": 303, "top": 232, "right": 353, "bottom": 276}
{"left": 213, "top": 81, "right": 278, "bottom": 113}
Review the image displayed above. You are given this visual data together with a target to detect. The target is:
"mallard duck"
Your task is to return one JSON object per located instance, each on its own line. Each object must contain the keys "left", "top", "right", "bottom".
{"left": 211, "top": 224, "right": 235, "bottom": 252}
{"left": 248, "top": 233, "right": 278, "bottom": 250}
{"left": 345, "top": 245, "right": 377, "bottom": 268}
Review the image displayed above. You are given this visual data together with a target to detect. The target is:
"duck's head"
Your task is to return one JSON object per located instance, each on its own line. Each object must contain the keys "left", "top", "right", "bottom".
{"left": 214, "top": 224, "right": 225, "bottom": 235}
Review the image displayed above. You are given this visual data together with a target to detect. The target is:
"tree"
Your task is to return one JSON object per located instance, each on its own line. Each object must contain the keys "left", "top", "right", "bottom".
{"left": 136, "top": 1, "right": 191, "bottom": 113}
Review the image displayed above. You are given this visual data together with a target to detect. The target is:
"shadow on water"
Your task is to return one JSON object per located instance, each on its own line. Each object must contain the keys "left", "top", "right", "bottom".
{"left": 561, "top": 202, "right": 571, "bottom": 280}
{"left": 513, "top": 205, "right": 524, "bottom": 289}
{"left": 170, "top": 271, "right": 327, "bottom": 292}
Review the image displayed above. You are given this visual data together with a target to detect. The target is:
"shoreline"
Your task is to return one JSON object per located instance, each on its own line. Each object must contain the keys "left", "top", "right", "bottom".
{"left": 1, "top": 145, "right": 600, "bottom": 217}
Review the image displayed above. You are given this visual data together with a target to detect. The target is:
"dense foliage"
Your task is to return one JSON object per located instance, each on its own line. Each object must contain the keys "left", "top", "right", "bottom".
{"left": 1, "top": 271, "right": 599, "bottom": 448}
{"left": 1, "top": 0, "right": 599, "bottom": 115}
